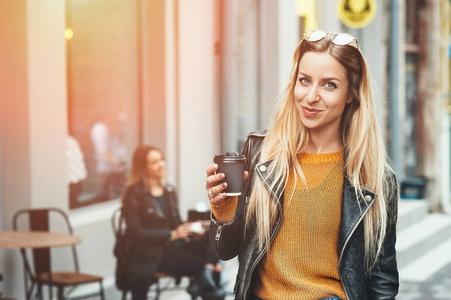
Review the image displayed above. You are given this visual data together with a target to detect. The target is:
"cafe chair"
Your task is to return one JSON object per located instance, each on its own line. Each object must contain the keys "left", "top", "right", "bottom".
{"left": 12, "top": 208, "right": 105, "bottom": 300}
{"left": 112, "top": 207, "right": 189, "bottom": 300}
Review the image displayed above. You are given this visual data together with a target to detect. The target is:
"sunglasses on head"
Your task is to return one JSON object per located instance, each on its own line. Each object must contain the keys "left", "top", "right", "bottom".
{"left": 303, "top": 30, "right": 359, "bottom": 49}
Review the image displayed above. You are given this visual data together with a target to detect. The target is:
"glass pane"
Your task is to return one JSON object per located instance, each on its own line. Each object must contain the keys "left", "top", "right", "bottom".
{"left": 66, "top": 0, "right": 140, "bottom": 208}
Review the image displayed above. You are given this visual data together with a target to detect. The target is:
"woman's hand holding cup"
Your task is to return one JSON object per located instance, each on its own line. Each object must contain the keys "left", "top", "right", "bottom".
{"left": 205, "top": 163, "right": 249, "bottom": 205}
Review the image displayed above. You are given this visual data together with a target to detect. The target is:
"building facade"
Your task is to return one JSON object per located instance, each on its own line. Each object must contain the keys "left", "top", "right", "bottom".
{"left": 0, "top": 0, "right": 449, "bottom": 298}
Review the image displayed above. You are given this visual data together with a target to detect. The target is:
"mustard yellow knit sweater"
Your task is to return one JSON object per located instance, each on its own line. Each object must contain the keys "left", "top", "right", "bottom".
{"left": 211, "top": 151, "right": 346, "bottom": 300}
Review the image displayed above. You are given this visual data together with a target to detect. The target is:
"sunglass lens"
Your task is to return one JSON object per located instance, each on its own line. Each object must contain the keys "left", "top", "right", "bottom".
{"left": 333, "top": 33, "right": 354, "bottom": 45}
{"left": 307, "top": 30, "right": 326, "bottom": 42}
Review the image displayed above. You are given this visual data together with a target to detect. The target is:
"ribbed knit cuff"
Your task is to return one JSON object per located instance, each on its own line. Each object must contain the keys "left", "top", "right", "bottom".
{"left": 210, "top": 196, "right": 238, "bottom": 223}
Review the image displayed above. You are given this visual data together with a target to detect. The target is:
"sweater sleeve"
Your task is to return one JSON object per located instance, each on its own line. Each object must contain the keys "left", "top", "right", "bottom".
{"left": 210, "top": 196, "right": 238, "bottom": 223}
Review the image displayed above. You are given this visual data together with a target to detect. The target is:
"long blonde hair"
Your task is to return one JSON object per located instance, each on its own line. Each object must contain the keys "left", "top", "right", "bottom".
{"left": 245, "top": 35, "right": 396, "bottom": 271}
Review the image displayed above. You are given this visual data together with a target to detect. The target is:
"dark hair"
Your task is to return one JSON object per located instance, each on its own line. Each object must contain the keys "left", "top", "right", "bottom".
{"left": 129, "top": 145, "right": 164, "bottom": 184}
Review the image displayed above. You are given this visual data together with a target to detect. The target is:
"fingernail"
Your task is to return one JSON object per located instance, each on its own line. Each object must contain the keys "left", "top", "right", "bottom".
{"left": 221, "top": 193, "right": 227, "bottom": 198}
{"left": 219, "top": 173, "right": 224, "bottom": 179}
{"left": 213, "top": 164, "right": 218, "bottom": 169}
{"left": 222, "top": 183, "right": 226, "bottom": 188}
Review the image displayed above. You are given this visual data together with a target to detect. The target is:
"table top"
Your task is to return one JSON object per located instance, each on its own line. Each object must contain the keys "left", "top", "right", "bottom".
{"left": 0, "top": 230, "right": 81, "bottom": 249}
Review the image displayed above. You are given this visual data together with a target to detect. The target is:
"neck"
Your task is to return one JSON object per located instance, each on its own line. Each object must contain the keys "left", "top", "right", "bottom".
{"left": 146, "top": 178, "right": 164, "bottom": 197}
{"left": 306, "top": 128, "right": 343, "bottom": 154}
{"left": 147, "top": 177, "right": 163, "bottom": 189}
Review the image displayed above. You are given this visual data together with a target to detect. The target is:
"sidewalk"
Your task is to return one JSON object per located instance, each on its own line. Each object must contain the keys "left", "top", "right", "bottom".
{"left": 398, "top": 261, "right": 451, "bottom": 300}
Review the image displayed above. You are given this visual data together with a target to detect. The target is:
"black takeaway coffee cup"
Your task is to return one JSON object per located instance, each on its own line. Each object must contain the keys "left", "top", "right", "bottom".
{"left": 214, "top": 152, "right": 246, "bottom": 196}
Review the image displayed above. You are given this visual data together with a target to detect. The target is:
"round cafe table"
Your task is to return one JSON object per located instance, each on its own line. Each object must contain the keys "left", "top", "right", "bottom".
{"left": 0, "top": 230, "right": 81, "bottom": 249}
{"left": 0, "top": 231, "right": 82, "bottom": 300}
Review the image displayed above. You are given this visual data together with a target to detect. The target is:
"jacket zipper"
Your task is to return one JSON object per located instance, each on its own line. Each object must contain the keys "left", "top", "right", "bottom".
{"left": 338, "top": 201, "right": 374, "bottom": 300}
{"left": 215, "top": 224, "right": 223, "bottom": 247}
{"left": 243, "top": 203, "right": 283, "bottom": 298}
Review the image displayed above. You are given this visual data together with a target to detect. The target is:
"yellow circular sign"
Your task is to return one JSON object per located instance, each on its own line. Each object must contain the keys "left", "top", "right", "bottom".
{"left": 337, "top": 0, "right": 377, "bottom": 29}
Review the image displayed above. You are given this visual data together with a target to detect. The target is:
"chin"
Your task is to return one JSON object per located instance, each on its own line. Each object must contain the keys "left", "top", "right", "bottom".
{"left": 300, "top": 120, "right": 317, "bottom": 130}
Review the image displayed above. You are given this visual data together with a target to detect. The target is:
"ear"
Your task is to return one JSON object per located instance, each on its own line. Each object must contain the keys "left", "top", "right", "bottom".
{"left": 346, "top": 97, "right": 352, "bottom": 104}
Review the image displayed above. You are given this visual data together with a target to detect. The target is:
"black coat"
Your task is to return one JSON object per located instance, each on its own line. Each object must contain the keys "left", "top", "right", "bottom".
{"left": 122, "top": 181, "right": 182, "bottom": 282}
{"left": 210, "top": 130, "right": 399, "bottom": 300}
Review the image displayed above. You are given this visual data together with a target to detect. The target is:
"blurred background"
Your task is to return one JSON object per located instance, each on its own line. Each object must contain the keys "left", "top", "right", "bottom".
{"left": 0, "top": 0, "right": 450, "bottom": 299}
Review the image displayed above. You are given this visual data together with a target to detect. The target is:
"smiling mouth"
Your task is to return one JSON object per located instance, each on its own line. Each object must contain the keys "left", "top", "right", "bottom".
{"left": 302, "top": 106, "right": 322, "bottom": 116}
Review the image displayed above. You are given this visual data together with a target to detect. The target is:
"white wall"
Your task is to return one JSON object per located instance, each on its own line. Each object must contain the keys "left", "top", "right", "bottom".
{"left": 27, "top": 0, "right": 68, "bottom": 209}
{"left": 0, "top": 0, "right": 69, "bottom": 297}
{"left": 0, "top": 0, "right": 31, "bottom": 230}
{"left": 177, "top": 0, "right": 220, "bottom": 217}
{"left": 0, "top": 1, "right": 30, "bottom": 294}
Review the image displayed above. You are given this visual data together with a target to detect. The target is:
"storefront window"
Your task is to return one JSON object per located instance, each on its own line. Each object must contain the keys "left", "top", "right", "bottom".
{"left": 66, "top": 0, "right": 141, "bottom": 209}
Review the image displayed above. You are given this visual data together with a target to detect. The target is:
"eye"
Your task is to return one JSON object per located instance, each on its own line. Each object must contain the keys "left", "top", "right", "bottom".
{"left": 324, "top": 82, "right": 337, "bottom": 89}
{"left": 299, "top": 77, "right": 310, "bottom": 85}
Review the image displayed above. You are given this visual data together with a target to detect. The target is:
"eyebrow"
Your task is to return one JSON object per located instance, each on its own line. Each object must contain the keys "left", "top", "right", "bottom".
{"left": 298, "top": 72, "right": 342, "bottom": 83}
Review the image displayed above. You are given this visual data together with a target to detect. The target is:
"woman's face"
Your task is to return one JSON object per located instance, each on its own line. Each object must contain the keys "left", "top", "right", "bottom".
{"left": 146, "top": 150, "right": 166, "bottom": 180}
{"left": 294, "top": 51, "right": 350, "bottom": 137}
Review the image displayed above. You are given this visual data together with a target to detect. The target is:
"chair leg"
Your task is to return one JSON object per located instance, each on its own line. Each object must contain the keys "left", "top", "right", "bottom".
{"left": 99, "top": 281, "right": 105, "bottom": 300}
{"left": 37, "top": 283, "right": 43, "bottom": 300}
{"left": 57, "top": 287, "right": 64, "bottom": 300}
{"left": 48, "top": 284, "right": 53, "bottom": 300}
{"left": 121, "top": 290, "right": 127, "bottom": 300}
{"left": 25, "top": 282, "right": 35, "bottom": 300}
{"left": 155, "top": 279, "right": 161, "bottom": 300}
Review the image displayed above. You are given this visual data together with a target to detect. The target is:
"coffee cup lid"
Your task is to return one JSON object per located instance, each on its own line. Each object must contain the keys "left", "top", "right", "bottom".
{"left": 214, "top": 152, "right": 246, "bottom": 163}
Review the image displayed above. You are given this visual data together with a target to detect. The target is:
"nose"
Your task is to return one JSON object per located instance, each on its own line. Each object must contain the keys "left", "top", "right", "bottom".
{"left": 305, "top": 85, "right": 320, "bottom": 105}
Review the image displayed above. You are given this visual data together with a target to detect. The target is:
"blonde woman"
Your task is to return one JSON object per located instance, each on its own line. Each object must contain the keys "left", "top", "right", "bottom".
{"left": 205, "top": 30, "right": 399, "bottom": 300}
{"left": 122, "top": 145, "right": 225, "bottom": 300}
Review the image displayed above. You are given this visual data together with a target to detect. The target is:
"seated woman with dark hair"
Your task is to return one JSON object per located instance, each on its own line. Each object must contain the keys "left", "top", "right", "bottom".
{"left": 122, "top": 145, "right": 225, "bottom": 300}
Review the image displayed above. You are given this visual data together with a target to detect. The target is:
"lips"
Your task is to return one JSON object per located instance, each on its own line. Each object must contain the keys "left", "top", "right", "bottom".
{"left": 302, "top": 106, "right": 322, "bottom": 117}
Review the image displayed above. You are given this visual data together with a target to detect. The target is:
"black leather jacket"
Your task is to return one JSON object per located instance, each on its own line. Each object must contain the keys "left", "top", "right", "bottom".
{"left": 122, "top": 181, "right": 182, "bottom": 281}
{"left": 210, "top": 131, "right": 399, "bottom": 300}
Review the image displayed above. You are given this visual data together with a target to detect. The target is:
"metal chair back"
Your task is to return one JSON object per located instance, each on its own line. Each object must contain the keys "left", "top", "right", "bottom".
{"left": 12, "top": 207, "right": 104, "bottom": 300}
{"left": 13, "top": 208, "right": 79, "bottom": 273}
{"left": 111, "top": 207, "right": 129, "bottom": 300}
